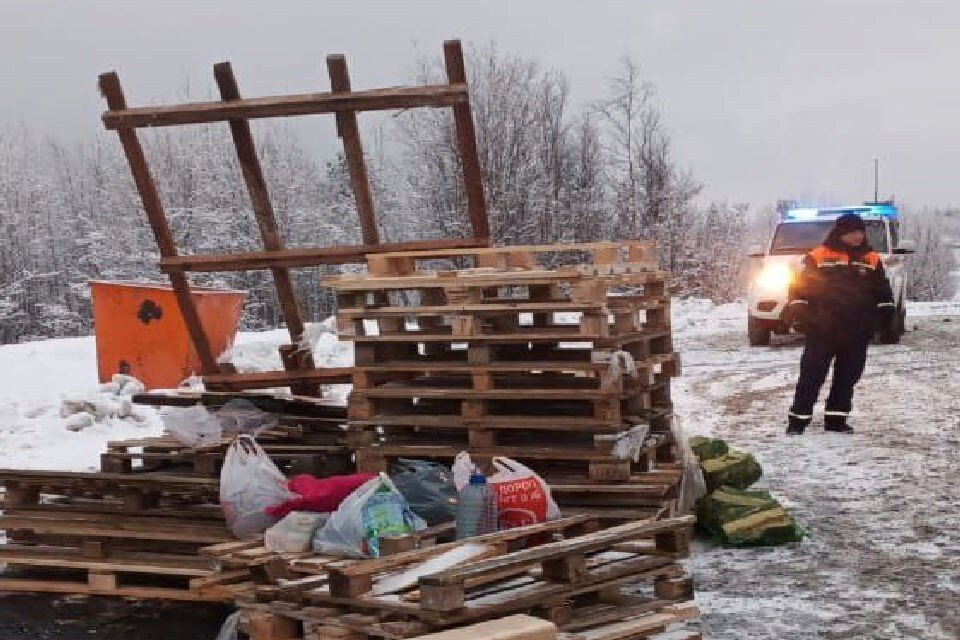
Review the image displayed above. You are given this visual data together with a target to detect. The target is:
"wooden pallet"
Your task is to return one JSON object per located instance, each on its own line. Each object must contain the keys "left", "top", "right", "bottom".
{"left": 359, "top": 242, "right": 657, "bottom": 277}
{"left": 0, "top": 469, "right": 221, "bottom": 508}
{"left": 237, "top": 516, "right": 694, "bottom": 639}
{"left": 100, "top": 439, "right": 353, "bottom": 477}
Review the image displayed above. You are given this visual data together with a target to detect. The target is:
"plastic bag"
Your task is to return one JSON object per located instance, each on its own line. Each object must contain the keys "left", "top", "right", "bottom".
{"left": 266, "top": 473, "right": 375, "bottom": 519}
{"left": 672, "top": 418, "right": 707, "bottom": 515}
{"left": 453, "top": 453, "right": 560, "bottom": 529}
{"left": 219, "top": 435, "right": 296, "bottom": 539}
{"left": 162, "top": 404, "right": 223, "bottom": 447}
{"left": 390, "top": 458, "right": 458, "bottom": 526}
{"left": 264, "top": 511, "right": 329, "bottom": 552}
{"left": 216, "top": 398, "right": 279, "bottom": 437}
{"left": 312, "top": 473, "right": 426, "bottom": 558}
{"left": 214, "top": 611, "right": 241, "bottom": 640}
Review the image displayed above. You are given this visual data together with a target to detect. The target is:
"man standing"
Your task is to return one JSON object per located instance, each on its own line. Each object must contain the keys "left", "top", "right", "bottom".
{"left": 784, "top": 213, "right": 895, "bottom": 434}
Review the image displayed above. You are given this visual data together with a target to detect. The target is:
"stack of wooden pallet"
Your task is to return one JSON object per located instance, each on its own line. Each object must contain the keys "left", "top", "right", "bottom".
{"left": 328, "top": 242, "right": 682, "bottom": 523}
{"left": 220, "top": 515, "right": 698, "bottom": 640}
{"left": 0, "top": 468, "right": 234, "bottom": 600}
{"left": 0, "top": 391, "right": 353, "bottom": 600}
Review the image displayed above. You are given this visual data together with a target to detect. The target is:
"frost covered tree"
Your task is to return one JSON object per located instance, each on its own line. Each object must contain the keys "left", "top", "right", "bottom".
{"left": 594, "top": 57, "right": 702, "bottom": 271}
{"left": 902, "top": 208, "right": 958, "bottom": 301}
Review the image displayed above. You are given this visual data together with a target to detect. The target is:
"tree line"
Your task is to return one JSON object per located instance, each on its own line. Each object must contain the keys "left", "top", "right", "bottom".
{"left": 0, "top": 45, "right": 954, "bottom": 344}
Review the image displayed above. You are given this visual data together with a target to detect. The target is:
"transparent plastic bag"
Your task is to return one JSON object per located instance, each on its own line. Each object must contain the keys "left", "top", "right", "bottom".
{"left": 264, "top": 511, "right": 329, "bottom": 553}
{"left": 219, "top": 435, "right": 296, "bottom": 539}
{"left": 672, "top": 417, "right": 707, "bottom": 515}
{"left": 312, "top": 473, "right": 426, "bottom": 558}
{"left": 390, "top": 458, "right": 457, "bottom": 526}
{"left": 216, "top": 398, "right": 279, "bottom": 437}
{"left": 162, "top": 404, "right": 223, "bottom": 447}
{"left": 214, "top": 611, "right": 240, "bottom": 640}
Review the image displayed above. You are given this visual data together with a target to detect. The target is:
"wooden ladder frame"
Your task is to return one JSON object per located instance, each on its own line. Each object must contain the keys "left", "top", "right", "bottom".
{"left": 98, "top": 40, "right": 489, "bottom": 395}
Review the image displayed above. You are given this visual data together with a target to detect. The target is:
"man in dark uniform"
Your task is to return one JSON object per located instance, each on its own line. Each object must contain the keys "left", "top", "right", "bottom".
{"left": 784, "top": 213, "right": 895, "bottom": 434}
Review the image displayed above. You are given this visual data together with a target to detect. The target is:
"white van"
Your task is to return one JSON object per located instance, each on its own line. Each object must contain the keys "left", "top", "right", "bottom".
{"left": 746, "top": 203, "right": 913, "bottom": 346}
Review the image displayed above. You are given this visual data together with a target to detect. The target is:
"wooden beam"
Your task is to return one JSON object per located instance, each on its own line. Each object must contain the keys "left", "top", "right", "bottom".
{"left": 98, "top": 72, "right": 219, "bottom": 372}
{"left": 327, "top": 54, "right": 379, "bottom": 245}
{"left": 214, "top": 61, "right": 310, "bottom": 347}
{"left": 158, "top": 237, "right": 487, "bottom": 272}
{"left": 443, "top": 40, "right": 490, "bottom": 241}
{"left": 102, "top": 84, "right": 468, "bottom": 129}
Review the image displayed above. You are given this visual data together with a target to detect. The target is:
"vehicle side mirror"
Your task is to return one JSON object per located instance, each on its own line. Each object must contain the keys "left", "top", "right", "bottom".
{"left": 747, "top": 244, "right": 765, "bottom": 258}
{"left": 894, "top": 242, "right": 915, "bottom": 255}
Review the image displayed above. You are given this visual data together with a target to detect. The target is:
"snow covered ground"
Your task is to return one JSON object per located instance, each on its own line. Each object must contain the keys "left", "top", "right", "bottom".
{"left": 673, "top": 298, "right": 960, "bottom": 639}
{"left": 1, "top": 299, "right": 958, "bottom": 637}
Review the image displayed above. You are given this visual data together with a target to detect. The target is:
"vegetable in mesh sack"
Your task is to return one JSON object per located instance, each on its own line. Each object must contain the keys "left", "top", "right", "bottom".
{"left": 688, "top": 435, "right": 729, "bottom": 461}
{"left": 312, "top": 473, "right": 426, "bottom": 558}
{"left": 389, "top": 458, "right": 458, "bottom": 526}
{"left": 700, "top": 449, "right": 763, "bottom": 491}
{"left": 219, "top": 435, "right": 296, "bottom": 539}
{"left": 697, "top": 486, "right": 804, "bottom": 546}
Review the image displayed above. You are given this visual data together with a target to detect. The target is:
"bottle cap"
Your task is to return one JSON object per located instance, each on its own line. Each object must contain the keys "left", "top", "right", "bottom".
{"left": 468, "top": 472, "right": 487, "bottom": 485}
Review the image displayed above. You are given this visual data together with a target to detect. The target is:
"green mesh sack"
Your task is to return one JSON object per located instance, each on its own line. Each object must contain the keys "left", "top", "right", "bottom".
{"left": 688, "top": 436, "right": 729, "bottom": 461}
{"left": 700, "top": 449, "right": 762, "bottom": 491}
{"left": 696, "top": 486, "right": 804, "bottom": 546}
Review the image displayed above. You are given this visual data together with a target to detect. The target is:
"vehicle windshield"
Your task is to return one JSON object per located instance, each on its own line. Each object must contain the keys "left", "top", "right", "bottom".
{"left": 770, "top": 220, "right": 888, "bottom": 255}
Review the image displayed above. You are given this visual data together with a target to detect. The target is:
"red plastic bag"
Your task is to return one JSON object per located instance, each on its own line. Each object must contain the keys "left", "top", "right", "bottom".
{"left": 453, "top": 453, "right": 560, "bottom": 530}
{"left": 266, "top": 473, "right": 375, "bottom": 519}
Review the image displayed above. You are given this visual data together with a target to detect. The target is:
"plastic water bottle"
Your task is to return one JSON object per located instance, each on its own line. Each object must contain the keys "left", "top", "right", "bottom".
{"left": 456, "top": 472, "right": 498, "bottom": 539}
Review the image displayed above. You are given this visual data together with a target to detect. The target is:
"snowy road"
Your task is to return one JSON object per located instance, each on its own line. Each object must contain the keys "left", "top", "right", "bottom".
{"left": 674, "top": 303, "right": 960, "bottom": 639}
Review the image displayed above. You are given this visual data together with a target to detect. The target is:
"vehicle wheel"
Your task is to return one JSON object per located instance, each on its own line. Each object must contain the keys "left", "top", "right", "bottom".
{"left": 877, "top": 303, "right": 904, "bottom": 344}
{"left": 748, "top": 316, "right": 771, "bottom": 346}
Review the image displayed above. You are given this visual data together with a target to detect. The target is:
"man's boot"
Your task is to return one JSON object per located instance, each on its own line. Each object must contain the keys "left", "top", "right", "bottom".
{"left": 786, "top": 415, "right": 810, "bottom": 435}
{"left": 824, "top": 414, "right": 854, "bottom": 433}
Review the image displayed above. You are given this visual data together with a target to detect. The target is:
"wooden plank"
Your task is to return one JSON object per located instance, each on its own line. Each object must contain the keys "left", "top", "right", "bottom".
{"left": 0, "top": 578, "right": 224, "bottom": 601}
{"left": 443, "top": 40, "right": 489, "bottom": 241}
{"left": 199, "top": 368, "right": 353, "bottom": 390}
{"left": 356, "top": 241, "right": 653, "bottom": 261}
{"left": 410, "top": 615, "right": 556, "bottom": 640}
{"left": 98, "top": 71, "right": 218, "bottom": 372}
{"left": 214, "top": 61, "right": 311, "bottom": 351}
{"left": 326, "top": 270, "right": 670, "bottom": 291}
{"left": 0, "top": 548, "right": 211, "bottom": 576}
{"left": 420, "top": 517, "right": 694, "bottom": 589}
{"left": 102, "top": 84, "right": 469, "bottom": 129}
{"left": 159, "top": 238, "right": 487, "bottom": 272}
{"left": 327, "top": 54, "right": 379, "bottom": 245}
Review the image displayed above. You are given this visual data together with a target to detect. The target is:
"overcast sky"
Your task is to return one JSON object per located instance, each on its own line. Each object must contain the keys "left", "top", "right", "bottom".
{"left": 3, "top": 0, "right": 959, "bottom": 208}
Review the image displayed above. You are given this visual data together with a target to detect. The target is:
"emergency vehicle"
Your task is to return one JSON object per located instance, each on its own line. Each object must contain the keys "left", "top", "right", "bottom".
{"left": 746, "top": 202, "right": 913, "bottom": 346}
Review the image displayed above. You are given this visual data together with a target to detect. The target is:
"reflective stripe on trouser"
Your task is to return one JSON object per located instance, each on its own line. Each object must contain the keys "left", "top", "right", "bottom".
{"left": 790, "top": 332, "right": 869, "bottom": 418}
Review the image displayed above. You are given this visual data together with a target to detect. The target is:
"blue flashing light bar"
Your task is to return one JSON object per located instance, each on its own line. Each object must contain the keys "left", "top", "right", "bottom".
{"left": 784, "top": 203, "right": 899, "bottom": 220}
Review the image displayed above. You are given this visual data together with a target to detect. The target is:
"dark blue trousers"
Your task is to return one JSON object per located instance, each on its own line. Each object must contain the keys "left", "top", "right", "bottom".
{"left": 789, "top": 332, "right": 869, "bottom": 421}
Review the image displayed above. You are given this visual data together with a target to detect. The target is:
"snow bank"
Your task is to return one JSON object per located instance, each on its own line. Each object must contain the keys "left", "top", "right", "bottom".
{"left": 0, "top": 319, "right": 351, "bottom": 472}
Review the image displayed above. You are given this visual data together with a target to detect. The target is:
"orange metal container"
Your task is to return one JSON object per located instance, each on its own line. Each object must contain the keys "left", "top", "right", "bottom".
{"left": 90, "top": 281, "right": 247, "bottom": 389}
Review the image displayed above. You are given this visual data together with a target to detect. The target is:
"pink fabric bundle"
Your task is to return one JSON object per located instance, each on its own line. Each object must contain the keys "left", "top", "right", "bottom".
{"left": 266, "top": 473, "right": 376, "bottom": 518}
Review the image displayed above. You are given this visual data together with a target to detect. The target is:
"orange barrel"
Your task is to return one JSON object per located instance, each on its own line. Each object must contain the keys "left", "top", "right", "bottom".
{"left": 89, "top": 280, "right": 247, "bottom": 389}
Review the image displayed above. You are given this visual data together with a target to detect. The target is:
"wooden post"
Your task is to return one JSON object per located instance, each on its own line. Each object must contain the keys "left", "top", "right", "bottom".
{"left": 443, "top": 39, "right": 490, "bottom": 242}
{"left": 98, "top": 72, "right": 218, "bottom": 373}
{"left": 327, "top": 54, "right": 379, "bottom": 246}
{"left": 213, "top": 62, "right": 314, "bottom": 366}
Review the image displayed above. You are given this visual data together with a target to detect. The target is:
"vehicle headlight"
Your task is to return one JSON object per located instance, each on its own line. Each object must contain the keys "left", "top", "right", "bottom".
{"left": 755, "top": 264, "right": 793, "bottom": 292}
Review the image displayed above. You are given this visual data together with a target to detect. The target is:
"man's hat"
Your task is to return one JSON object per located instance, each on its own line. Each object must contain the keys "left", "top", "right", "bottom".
{"left": 834, "top": 212, "right": 867, "bottom": 234}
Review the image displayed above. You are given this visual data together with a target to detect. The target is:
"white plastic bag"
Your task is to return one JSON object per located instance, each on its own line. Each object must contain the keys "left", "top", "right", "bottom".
{"left": 672, "top": 417, "right": 707, "bottom": 514}
{"left": 214, "top": 611, "right": 241, "bottom": 640}
{"left": 216, "top": 398, "right": 279, "bottom": 437}
{"left": 219, "top": 435, "right": 296, "bottom": 539}
{"left": 453, "top": 453, "right": 561, "bottom": 529}
{"left": 312, "top": 473, "right": 426, "bottom": 558}
{"left": 264, "top": 511, "right": 329, "bottom": 553}
{"left": 163, "top": 404, "right": 223, "bottom": 447}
